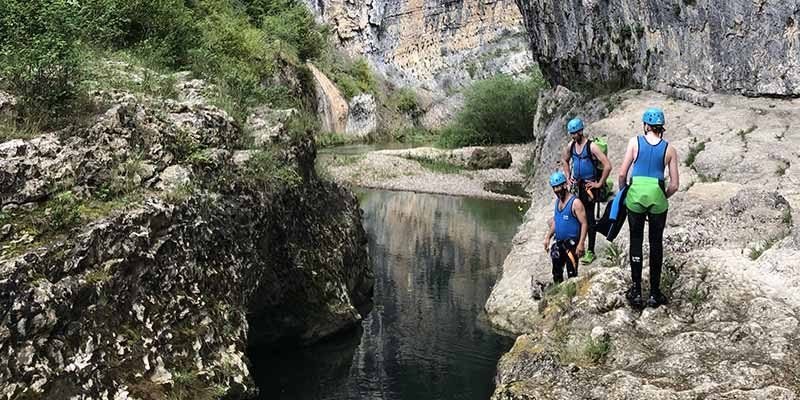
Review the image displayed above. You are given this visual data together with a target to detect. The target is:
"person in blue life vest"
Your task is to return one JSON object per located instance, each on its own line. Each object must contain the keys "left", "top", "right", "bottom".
{"left": 543, "top": 171, "right": 589, "bottom": 284}
{"left": 617, "top": 107, "right": 680, "bottom": 308}
{"left": 561, "top": 118, "right": 612, "bottom": 265}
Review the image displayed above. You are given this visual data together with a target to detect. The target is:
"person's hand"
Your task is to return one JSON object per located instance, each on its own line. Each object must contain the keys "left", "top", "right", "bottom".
{"left": 586, "top": 181, "right": 602, "bottom": 190}
{"left": 568, "top": 177, "right": 577, "bottom": 186}
{"left": 576, "top": 243, "right": 585, "bottom": 258}
{"left": 544, "top": 239, "right": 550, "bottom": 252}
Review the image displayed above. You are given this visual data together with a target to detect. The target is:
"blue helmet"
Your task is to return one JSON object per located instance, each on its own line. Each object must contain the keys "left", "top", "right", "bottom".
{"left": 567, "top": 118, "right": 584, "bottom": 134}
{"left": 642, "top": 108, "right": 665, "bottom": 126}
{"left": 549, "top": 171, "right": 567, "bottom": 187}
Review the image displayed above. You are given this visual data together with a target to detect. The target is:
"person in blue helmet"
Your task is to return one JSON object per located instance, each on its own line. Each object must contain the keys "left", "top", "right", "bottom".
{"left": 617, "top": 107, "right": 680, "bottom": 308}
{"left": 544, "top": 171, "right": 588, "bottom": 284}
{"left": 561, "top": 117, "right": 612, "bottom": 265}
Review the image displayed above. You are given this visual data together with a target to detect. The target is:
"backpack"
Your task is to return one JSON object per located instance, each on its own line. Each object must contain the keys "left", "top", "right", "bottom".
{"left": 571, "top": 137, "right": 613, "bottom": 202}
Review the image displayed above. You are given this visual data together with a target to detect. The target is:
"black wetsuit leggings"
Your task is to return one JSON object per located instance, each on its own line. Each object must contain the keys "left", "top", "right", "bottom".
{"left": 551, "top": 241, "right": 578, "bottom": 284}
{"left": 628, "top": 210, "right": 668, "bottom": 292}
{"left": 577, "top": 186, "right": 597, "bottom": 253}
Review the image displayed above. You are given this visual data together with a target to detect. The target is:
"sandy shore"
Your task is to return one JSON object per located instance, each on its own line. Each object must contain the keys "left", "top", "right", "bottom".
{"left": 318, "top": 144, "right": 533, "bottom": 202}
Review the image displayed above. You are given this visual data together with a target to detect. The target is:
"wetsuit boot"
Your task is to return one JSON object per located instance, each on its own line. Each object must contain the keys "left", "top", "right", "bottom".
{"left": 647, "top": 289, "right": 669, "bottom": 308}
{"left": 626, "top": 284, "right": 643, "bottom": 309}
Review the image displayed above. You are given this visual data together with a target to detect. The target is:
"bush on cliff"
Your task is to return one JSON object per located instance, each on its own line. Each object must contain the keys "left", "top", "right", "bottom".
{"left": 0, "top": 0, "right": 332, "bottom": 129}
{"left": 437, "top": 73, "right": 546, "bottom": 148}
{"left": 0, "top": 0, "right": 82, "bottom": 124}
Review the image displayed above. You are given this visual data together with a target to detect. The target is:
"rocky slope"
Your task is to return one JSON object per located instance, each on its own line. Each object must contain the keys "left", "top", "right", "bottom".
{"left": 486, "top": 87, "right": 800, "bottom": 398}
{"left": 0, "top": 79, "right": 372, "bottom": 398}
{"left": 517, "top": 0, "right": 800, "bottom": 97}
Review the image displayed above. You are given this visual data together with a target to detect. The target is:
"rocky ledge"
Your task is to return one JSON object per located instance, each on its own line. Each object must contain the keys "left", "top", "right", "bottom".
{"left": 487, "top": 87, "right": 800, "bottom": 398}
{"left": 517, "top": 0, "right": 800, "bottom": 97}
{"left": 0, "top": 86, "right": 372, "bottom": 398}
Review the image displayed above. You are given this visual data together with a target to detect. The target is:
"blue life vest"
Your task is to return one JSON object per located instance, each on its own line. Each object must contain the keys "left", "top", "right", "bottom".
{"left": 631, "top": 136, "right": 668, "bottom": 179}
{"left": 571, "top": 140, "right": 596, "bottom": 181}
{"left": 554, "top": 195, "right": 580, "bottom": 240}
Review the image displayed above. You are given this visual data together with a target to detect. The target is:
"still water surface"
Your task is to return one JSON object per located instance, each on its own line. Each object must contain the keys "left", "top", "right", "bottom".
{"left": 256, "top": 190, "right": 526, "bottom": 399}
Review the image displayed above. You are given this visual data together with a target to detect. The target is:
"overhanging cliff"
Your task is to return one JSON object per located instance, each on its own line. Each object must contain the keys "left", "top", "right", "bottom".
{"left": 516, "top": 0, "right": 800, "bottom": 96}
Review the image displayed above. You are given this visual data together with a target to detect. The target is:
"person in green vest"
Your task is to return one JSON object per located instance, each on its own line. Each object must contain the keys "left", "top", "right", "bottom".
{"left": 617, "top": 108, "right": 680, "bottom": 308}
{"left": 561, "top": 118, "right": 612, "bottom": 265}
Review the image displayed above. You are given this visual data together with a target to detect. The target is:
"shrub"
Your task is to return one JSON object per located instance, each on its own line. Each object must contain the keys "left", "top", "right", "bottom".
{"left": 0, "top": 0, "right": 82, "bottom": 123}
{"left": 437, "top": 74, "right": 545, "bottom": 148}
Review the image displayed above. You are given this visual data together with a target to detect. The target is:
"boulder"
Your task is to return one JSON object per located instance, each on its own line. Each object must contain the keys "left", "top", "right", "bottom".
{"left": 345, "top": 93, "right": 377, "bottom": 138}
{"left": 467, "top": 147, "right": 512, "bottom": 170}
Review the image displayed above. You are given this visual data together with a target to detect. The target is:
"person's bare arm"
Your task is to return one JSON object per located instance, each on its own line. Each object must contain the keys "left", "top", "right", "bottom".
{"left": 544, "top": 217, "right": 555, "bottom": 251}
{"left": 617, "top": 137, "right": 636, "bottom": 189}
{"left": 573, "top": 199, "right": 588, "bottom": 257}
{"left": 561, "top": 144, "right": 575, "bottom": 185}
{"left": 589, "top": 142, "right": 613, "bottom": 189}
{"left": 666, "top": 145, "right": 680, "bottom": 198}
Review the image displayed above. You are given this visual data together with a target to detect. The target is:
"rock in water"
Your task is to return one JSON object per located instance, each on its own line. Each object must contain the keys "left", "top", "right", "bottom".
{"left": 517, "top": 0, "right": 800, "bottom": 96}
{"left": 467, "top": 148, "right": 513, "bottom": 170}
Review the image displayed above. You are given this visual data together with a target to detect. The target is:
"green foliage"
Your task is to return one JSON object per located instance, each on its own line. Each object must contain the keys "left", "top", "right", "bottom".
{"left": 242, "top": 149, "right": 302, "bottom": 189}
{"left": 0, "top": 118, "right": 41, "bottom": 142}
{"left": 47, "top": 191, "right": 82, "bottom": 232}
{"left": 393, "top": 127, "right": 436, "bottom": 145}
{"left": 387, "top": 88, "right": 420, "bottom": 116}
{"left": 412, "top": 158, "right": 464, "bottom": 174}
{"left": 437, "top": 74, "right": 545, "bottom": 148}
{"left": 166, "top": 370, "right": 226, "bottom": 400}
{"left": 601, "top": 243, "right": 623, "bottom": 268}
{"left": 0, "top": 0, "right": 82, "bottom": 124}
{"left": 582, "top": 335, "right": 611, "bottom": 364}
{"left": 316, "top": 132, "right": 350, "bottom": 148}
{"left": 323, "top": 57, "right": 378, "bottom": 99}
{"left": 685, "top": 139, "right": 706, "bottom": 168}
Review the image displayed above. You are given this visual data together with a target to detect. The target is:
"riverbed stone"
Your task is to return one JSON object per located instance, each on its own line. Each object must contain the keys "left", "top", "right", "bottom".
{"left": 467, "top": 148, "right": 512, "bottom": 170}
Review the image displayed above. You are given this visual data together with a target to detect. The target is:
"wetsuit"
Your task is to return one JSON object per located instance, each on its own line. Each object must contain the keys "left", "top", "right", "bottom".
{"left": 551, "top": 195, "right": 580, "bottom": 283}
{"left": 626, "top": 135, "right": 669, "bottom": 294}
{"left": 571, "top": 140, "right": 599, "bottom": 253}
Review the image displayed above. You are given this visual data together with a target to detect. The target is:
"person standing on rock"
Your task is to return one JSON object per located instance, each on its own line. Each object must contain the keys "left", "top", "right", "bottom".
{"left": 561, "top": 118, "right": 612, "bottom": 265}
{"left": 617, "top": 108, "right": 680, "bottom": 308}
{"left": 544, "top": 171, "right": 588, "bottom": 284}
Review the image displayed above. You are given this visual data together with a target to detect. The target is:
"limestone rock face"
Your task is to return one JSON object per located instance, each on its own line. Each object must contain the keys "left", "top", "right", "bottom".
{"left": 346, "top": 93, "right": 378, "bottom": 138}
{"left": 517, "top": 0, "right": 800, "bottom": 96}
{"left": 0, "top": 91, "right": 372, "bottom": 399}
{"left": 487, "top": 88, "right": 800, "bottom": 398}
{"left": 306, "top": 0, "right": 534, "bottom": 94}
{"left": 467, "top": 147, "right": 512, "bottom": 170}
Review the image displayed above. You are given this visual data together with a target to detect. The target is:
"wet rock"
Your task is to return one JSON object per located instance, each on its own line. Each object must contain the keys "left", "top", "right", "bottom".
{"left": 467, "top": 148, "right": 512, "bottom": 170}
{"left": 307, "top": 62, "right": 348, "bottom": 134}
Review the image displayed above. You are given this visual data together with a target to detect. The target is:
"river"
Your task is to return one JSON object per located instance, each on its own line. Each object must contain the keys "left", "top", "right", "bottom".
{"left": 253, "top": 188, "right": 526, "bottom": 399}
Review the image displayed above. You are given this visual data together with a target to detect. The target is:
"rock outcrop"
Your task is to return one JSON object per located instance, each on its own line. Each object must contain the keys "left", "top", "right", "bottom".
{"left": 309, "top": 0, "right": 533, "bottom": 92}
{"left": 516, "top": 0, "right": 800, "bottom": 97}
{"left": 486, "top": 88, "right": 800, "bottom": 398}
{"left": 467, "top": 147, "right": 512, "bottom": 170}
{"left": 345, "top": 93, "right": 377, "bottom": 138}
{"left": 0, "top": 85, "right": 372, "bottom": 398}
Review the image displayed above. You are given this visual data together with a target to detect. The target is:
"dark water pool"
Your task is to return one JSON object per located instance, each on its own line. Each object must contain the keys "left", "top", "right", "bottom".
{"left": 254, "top": 190, "right": 526, "bottom": 400}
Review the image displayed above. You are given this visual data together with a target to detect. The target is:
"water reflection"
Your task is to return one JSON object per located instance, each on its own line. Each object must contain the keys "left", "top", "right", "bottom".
{"left": 255, "top": 190, "right": 525, "bottom": 400}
